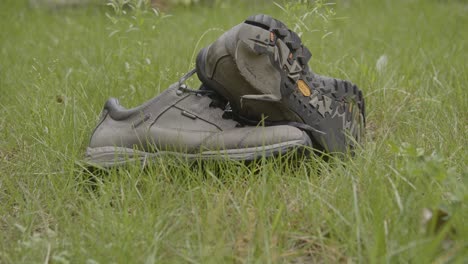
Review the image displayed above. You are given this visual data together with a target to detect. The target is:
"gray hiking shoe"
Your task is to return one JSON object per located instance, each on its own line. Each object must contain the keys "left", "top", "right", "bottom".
{"left": 85, "top": 70, "right": 312, "bottom": 168}
{"left": 196, "top": 14, "right": 366, "bottom": 154}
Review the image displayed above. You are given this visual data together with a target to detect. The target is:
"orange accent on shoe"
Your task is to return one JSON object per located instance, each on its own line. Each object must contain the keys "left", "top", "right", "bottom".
{"left": 297, "top": 80, "right": 311, "bottom": 97}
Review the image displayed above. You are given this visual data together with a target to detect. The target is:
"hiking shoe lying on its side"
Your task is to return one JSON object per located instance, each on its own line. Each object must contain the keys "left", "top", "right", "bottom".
{"left": 85, "top": 70, "right": 312, "bottom": 168}
{"left": 196, "top": 14, "right": 366, "bottom": 154}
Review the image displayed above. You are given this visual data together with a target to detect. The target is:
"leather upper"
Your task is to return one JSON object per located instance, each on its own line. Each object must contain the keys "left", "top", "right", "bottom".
{"left": 89, "top": 82, "right": 311, "bottom": 153}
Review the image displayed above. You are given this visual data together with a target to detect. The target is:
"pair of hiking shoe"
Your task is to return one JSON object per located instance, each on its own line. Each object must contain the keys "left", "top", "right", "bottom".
{"left": 86, "top": 14, "right": 366, "bottom": 167}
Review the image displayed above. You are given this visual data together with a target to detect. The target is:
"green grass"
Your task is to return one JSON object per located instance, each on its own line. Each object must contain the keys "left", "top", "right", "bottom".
{"left": 1, "top": 0, "right": 467, "bottom": 262}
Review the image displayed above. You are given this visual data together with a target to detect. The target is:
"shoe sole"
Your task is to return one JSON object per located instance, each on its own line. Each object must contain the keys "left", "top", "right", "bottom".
{"left": 84, "top": 138, "right": 310, "bottom": 168}
{"left": 243, "top": 14, "right": 366, "bottom": 153}
{"left": 198, "top": 14, "right": 365, "bottom": 153}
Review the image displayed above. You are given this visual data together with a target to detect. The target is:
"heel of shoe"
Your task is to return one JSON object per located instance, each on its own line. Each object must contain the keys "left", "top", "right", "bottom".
{"left": 87, "top": 107, "right": 109, "bottom": 148}
{"left": 282, "top": 75, "right": 365, "bottom": 153}
{"left": 195, "top": 47, "right": 211, "bottom": 86}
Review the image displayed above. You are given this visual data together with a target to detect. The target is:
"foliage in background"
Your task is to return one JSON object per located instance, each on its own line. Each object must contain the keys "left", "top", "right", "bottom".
{"left": 28, "top": 0, "right": 240, "bottom": 8}
{"left": 274, "top": 0, "right": 336, "bottom": 38}
{"left": 106, "top": 0, "right": 169, "bottom": 38}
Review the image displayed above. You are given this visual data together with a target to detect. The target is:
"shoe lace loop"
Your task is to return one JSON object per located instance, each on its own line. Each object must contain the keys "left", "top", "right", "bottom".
{"left": 177, "top": 69, "right": 214, "bottom": 96}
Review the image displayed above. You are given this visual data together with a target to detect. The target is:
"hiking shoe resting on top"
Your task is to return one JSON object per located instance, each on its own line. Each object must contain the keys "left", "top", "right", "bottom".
{"left": 196, "top": 14, "right": 366, "bottom": 154}
{"left": 85, "top": 70, "right": 312, "bottom": 168}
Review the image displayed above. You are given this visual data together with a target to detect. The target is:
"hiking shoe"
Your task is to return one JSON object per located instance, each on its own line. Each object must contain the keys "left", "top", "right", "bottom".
{"left": 85, "top": 70, "right": 312, "bottom": 168}
{"left": 196, "top": 14, "right": 365, "bottom": 153}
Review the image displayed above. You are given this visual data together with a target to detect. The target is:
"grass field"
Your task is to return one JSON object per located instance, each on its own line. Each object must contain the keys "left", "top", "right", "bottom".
{"left": 1, "top": 0, "right": 467, "bottom": 262}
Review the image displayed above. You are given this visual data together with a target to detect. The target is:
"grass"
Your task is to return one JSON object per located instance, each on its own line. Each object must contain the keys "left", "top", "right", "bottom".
{"left": 1, "top": 0, "right": 467, "bottom": 262}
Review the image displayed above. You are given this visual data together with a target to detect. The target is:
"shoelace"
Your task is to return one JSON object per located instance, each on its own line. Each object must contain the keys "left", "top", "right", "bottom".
{"left": 176, "top": 69, "right": 215, "bottom": 96}
{"left": 177, "top": 69, "right": 325, "bottom": 135}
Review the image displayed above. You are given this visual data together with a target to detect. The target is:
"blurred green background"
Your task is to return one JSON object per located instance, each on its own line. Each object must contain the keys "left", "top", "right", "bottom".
{"left": 1, "top": 0, "right": 467, "bottom": 263}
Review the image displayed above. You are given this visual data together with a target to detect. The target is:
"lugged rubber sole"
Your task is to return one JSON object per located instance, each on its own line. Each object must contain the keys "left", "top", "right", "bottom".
{"left": 240, "top": 14, "right": 366, "bottom": 153}
{"left": 84, "top": 138, "right": 310, "bottom": 168}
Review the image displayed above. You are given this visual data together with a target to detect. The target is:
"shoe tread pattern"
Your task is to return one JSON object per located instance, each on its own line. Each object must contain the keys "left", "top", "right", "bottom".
{"left": 244, "top": 14, "right": 366, "bottom": 153}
